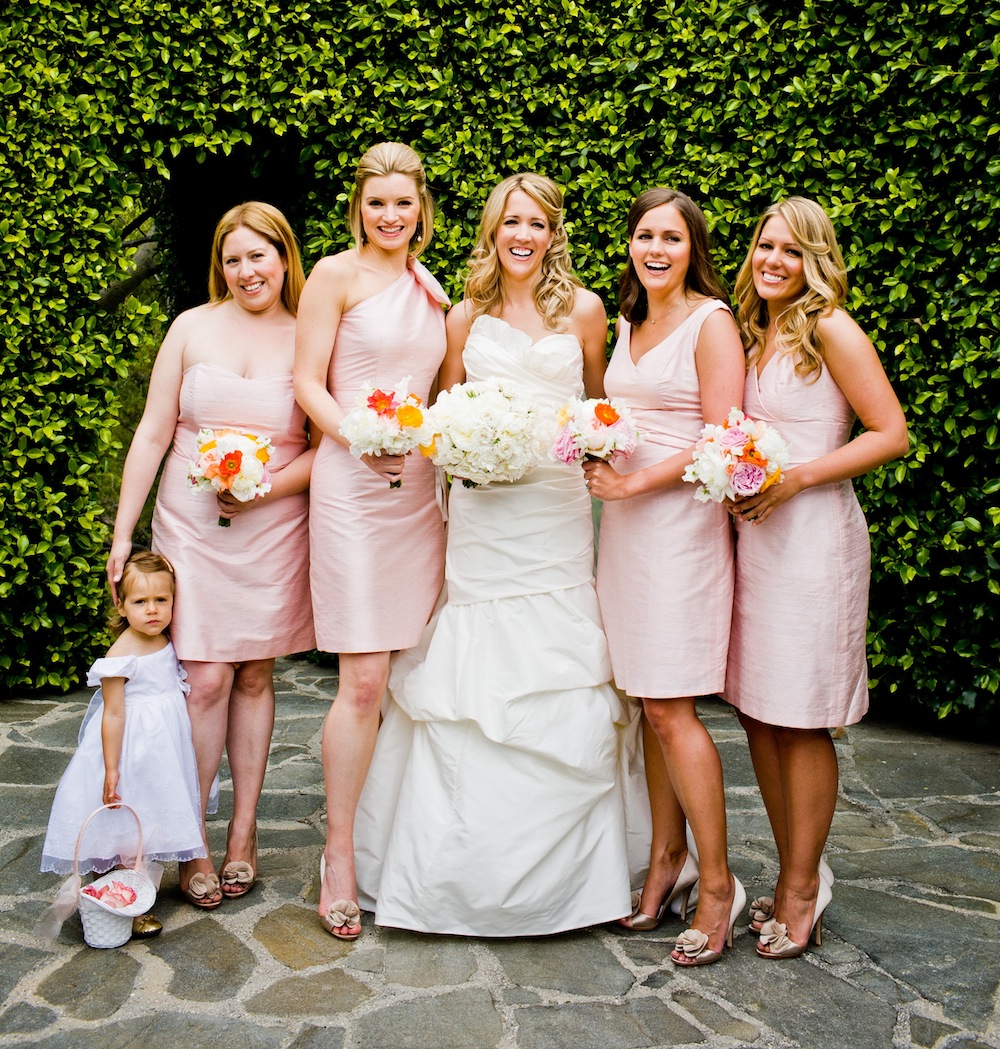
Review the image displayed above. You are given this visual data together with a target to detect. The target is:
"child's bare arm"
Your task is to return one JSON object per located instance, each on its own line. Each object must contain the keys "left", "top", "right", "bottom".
{"left": 100, "top": 677, "right": 127, "bottom": 806}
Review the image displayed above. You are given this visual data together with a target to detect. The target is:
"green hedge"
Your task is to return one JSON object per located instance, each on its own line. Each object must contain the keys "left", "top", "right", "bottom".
{"left": 2, "top": 0, "right": 997, "bottom": 727}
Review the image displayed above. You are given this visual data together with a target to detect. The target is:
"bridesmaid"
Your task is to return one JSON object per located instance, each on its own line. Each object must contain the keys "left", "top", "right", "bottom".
{"left": 724, "top": 197, "right": 908, "bottom": 959}
{"left": 107, "top": 202, "right": 316, "bottom": 908}
{"left": 584, "top": 188, "right": 746, "bottom": 966}
{"left": 293, "top": 142, "right": 449, "bottom": 940}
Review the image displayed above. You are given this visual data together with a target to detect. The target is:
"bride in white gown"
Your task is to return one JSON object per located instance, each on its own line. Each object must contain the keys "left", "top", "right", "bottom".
{"left": 354, "top": 173, "right": 642, "bottom": 936}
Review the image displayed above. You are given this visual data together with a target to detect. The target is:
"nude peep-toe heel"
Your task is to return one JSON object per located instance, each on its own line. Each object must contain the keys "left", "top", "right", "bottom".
{"left": 318, "top": 856, "right": 362, "bottom": 941}
{"left": 756, "top": 876, "right": 833, "bottom": 960}
{"left": 619, "top": 851, "right": 700, "bottom": 930}
{"left": 671, "top": 875, "right": 747, "bottom": 967}
{"left": 749, "top": 857, "right": 834, "bottom": 933}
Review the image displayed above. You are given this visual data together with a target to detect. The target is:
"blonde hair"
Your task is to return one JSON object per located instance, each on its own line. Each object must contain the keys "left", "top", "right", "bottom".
{"left": 208, "top": 201, "right": 305, "bottom": 315}
{"left": 347, "top": 142, "right": 434, "bottom": 257}
{"left": 734, "top": 196, "right": 847, "bottom": 379}
{"left": 464, "top": 173, "right": 581, "bottom": 332}
{"left": 109, "top": 550, "right": 176, "bottom": 637}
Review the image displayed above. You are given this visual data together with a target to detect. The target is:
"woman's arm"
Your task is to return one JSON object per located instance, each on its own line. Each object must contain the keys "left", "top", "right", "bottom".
{"left": 732, "top": 310, "right": 909, "bottom": 524}
{"left": 100, "top": 676, "right": 127, "bottom": 806}
{"left": 107, "top": 315, "right": 191, "bottom": 599}
{"left": 437, "top": 301, "right": 472, "bottom": 394}
{"left": 585, "top": 307, "right": 744, "bottom": 500}
{"left": 573, "top": 288, "right": 610, "bottom": 399}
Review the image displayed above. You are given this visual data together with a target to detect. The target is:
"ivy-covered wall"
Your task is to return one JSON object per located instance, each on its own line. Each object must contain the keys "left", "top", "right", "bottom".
{"left": 1, "top": 0, "right": 997, "bottom": 725}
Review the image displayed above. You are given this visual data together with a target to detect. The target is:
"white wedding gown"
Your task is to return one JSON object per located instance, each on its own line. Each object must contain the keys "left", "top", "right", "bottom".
{"left": 354, "top": 315, "right": 642, "bottom": 936}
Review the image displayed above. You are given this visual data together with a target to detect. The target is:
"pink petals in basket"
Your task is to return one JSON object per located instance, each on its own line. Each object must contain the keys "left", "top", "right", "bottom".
{"left": 81, "top": 880, "right": 138, "bottom": 908}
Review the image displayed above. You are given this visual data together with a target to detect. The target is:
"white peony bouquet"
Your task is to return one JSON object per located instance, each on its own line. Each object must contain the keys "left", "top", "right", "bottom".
{"left": 683, "top": 407, "right": 790, "bottom": 504}
{"left": 188, "top": 428, "right": 273, "bottom": 526}
{"left": 420, "top": 377, "right": 549, "bottom": 487}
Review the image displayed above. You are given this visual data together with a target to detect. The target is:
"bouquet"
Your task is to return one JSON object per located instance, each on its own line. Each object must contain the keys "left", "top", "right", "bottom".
{"left": 550, "top": 397, "right": 641, "bottom": 465}
{"left": 339, "top": 376, "right": 428, "bottom": 488}
{"left": 188, "top": 428, "right": 273, "bottom": 526}
{"left": 683, "top": 408, "right": 790, "bottom": 504}
{"left": 420, "top": 376, "right": 548, "bottom": 487}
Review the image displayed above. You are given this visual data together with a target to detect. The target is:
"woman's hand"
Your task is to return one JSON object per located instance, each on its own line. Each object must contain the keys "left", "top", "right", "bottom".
{"left": 361, "top": 451, "right": 406, "bottom": 485}
{"left": 582, "top": 458, "right": 632, "bottom": 501}
{"left": 106, "top": 537, "right": 134, "bottom": 604}
{"left": 729, "top": 469, "right": 803, "bottom": 525}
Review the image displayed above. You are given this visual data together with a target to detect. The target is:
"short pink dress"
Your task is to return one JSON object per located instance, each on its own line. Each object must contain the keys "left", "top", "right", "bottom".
{"left": 725, "top": 351, "right": 870, "bottom": 729}
{"left": 309, "top": 259, "right": 449, "bottom": 653}
{"left": 152, "top": 364, "right": 315, "bottom": 662}
{"left": 596, "top": 300, "right": 734, "bottom": 699}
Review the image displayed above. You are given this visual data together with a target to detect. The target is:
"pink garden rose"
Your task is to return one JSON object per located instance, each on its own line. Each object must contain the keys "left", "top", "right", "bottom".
{"left": 730, "top": 460, "right": 767, "bottom": 496}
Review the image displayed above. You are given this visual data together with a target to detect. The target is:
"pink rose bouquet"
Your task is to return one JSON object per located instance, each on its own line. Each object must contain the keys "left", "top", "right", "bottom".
{"left": 683, "top": 408, "right": 790, "bottom": 504}
{"left": 550, "top": 397, "right": 641, "bottom": 465}
{"left": 339, "top": 376, "right": 429, "bottom": 488}
{"left": 188, "top": 428, "right": 273, "bottom": 526}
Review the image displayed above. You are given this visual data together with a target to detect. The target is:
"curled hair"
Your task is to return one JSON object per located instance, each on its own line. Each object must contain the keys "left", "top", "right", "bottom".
{"left": 208, "top": 201, "right": 305, "bottom": 315}
{"left": 464, "top": 173, "right": 581, "bottom": 331}
{"left": 734, "top": 196, "right": 848, "bottom": 379}
{"left": 619, "top": 188, "right": 729, "bottom": 325}
{"left": 109, "top": 550, "right": 176, "bottom": 637}
{"left": 347, "top": 142, "right": 434, "bottom": 257}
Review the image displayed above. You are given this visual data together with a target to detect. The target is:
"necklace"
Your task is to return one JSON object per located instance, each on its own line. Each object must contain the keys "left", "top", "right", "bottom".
{"left": 646, "top": 295, "right": 686, "bottom": 325}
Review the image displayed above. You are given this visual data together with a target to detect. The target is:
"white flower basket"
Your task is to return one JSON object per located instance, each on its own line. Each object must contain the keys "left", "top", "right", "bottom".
{"left": 74, "top": 804, "right": 157, "bottom": 948}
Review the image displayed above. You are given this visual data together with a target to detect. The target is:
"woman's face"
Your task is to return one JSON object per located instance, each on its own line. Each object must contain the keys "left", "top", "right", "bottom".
{"left": 220, "top": 226, "right": 286, "bottom": 313}
{"left": 628, "top": 202, "right": 691, "bottom": 298}
{"left": 494, "top": 189, "right": 553, "bottom": 282}
{"left": 359, "top": 173, "right": 421, "bottom": 252}
{"left": 752, "top": 215, "right": 807, "bottom": 307}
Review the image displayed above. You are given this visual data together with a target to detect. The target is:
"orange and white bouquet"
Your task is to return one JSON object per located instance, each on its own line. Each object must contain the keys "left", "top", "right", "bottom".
{"left": 550, "top": 397, "right": 641, "bottom": 465}
{"left": 339, "top": 376, "right": 428, "bottom": 488}
{"left": 188, "top": 428, "right": 273, "bottom": 526}
{"left": 683, "top": 408, "right": 790, "bottom": 503}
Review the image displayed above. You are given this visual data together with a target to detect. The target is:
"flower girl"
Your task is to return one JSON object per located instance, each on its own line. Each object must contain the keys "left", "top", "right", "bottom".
{"left": 40, "top": 551, "right": 209, "bottom": 931}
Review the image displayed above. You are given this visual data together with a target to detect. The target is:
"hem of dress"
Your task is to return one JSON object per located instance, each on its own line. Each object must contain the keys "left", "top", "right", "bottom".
{"left": 371, "top": 904, "right": 631, "bottom": 938}
{"left": 722, "top": 693, "right": 869, "bottom": 730}
{"left": 175, "top": 640, "right": 316, "bottom": 663}
{"left": 41, "top": 847, "right": 207, "bottom": 876}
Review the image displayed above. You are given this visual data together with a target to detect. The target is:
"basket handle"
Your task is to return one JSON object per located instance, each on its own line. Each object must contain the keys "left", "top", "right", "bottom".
{"left": 73, "top": 802, "right": 145, "bottom": 878}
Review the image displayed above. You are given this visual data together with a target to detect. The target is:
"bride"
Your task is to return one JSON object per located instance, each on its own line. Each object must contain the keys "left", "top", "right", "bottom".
{"left": 354, "top": 173, "right": 637, "bottom": 936}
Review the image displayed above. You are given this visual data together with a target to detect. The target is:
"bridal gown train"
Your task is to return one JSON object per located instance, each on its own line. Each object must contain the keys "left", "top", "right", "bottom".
{"left": 354, "top": 315, "right": 638, "bottom": 936}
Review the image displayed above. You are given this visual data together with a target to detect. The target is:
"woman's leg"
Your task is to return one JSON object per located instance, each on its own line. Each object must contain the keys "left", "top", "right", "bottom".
{"left": 221, "top": 658, "right": 276, "bottom": 892}
{"left": 643, "top": 697, "right": 736, "bottom": 957}
{"left": 319, "top": 650, "right": 391, "bottom": 926}
{"left": 178, "top": 659, "right": 236, "bottom": 900}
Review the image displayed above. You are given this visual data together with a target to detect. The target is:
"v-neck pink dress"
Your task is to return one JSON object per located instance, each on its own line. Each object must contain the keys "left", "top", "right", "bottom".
{"left": 724, "top": 350, "right": 870, "bottom": 728}
{"left": 309, "top": 259, "right": 449, "bottom": 653}
{"left": 595, "top": 300, "right": 735, "bottom": 699}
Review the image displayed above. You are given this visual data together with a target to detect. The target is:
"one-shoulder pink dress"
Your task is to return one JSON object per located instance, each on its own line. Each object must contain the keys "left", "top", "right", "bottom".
{"left": 596, "top": 301, "right": 735, "bottom": 699}
{"left": 151, "top": 363, "right": 315, "bottom": 662}
{"left": 725, "top": 351, "right": 870, "bottom": 729}
{"left": 309, "top": 259, "right": 449, "bottom": 653}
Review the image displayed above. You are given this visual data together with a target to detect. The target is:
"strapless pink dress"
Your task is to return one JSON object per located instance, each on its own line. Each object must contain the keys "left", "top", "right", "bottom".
{"left": 309, "top": 259, "right": 449, "bottom": 653}
{"left": 724, "top": 350, "right": 870, "bottom": 728}
{"left": 152, "top": 363, "right": 315, "bottom": 662}
{"left": 596, "top": 301, "right": 735, "bottom": 699}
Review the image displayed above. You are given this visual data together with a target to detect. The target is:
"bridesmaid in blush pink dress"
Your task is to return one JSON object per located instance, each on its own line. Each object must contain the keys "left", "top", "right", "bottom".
{"left": 724, "top": 197, "right": 908, "bottom": 960}
{"left": 294, "top": 142, "right": 448, "bottom": 940}
{"left": 108, "top": 202, "right": 316, "bottom": 909}
{"left": 584, "top": 188, "right": 746, "bottom": 966}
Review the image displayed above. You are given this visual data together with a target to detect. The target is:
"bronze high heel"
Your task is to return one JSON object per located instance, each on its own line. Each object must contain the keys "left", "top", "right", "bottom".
{"left": 749, "top": 857, "right": 834, "bottom": 933}
{"left": 221, "top": 823, "right": 258, "bottom": 899}
{"left": 671, "top": 875, "right": 747, "bottom": 967}
{"left": 619, "top": 851, "right": 700, "bottom": 930}
{"left": 318, "top": 856, "right": 361, "bottom": 941}
{"left": 756, "top": 876, "right": 833, "bottom": 960}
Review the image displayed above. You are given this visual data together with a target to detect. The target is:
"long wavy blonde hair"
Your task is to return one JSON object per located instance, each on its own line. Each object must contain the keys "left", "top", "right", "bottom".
{"left": 734, "top": 196, "right": 847, "bottom": 379}
{"left": 347, "top": 141, "right": 434, "bottom": 258}
{"left": 464, "top": 173, "right": 581, "bottom": 331}
{"left": 208, "top": 201, "right": 305, "bottom": 315}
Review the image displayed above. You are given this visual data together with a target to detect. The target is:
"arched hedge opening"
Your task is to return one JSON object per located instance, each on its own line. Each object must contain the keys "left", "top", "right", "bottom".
{"left": 1, "top": 0, "right": 997, "bottom": 730}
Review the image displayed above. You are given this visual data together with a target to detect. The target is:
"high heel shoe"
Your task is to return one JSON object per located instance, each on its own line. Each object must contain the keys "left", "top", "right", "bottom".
{"left": 748, "top": 857, "right": 834, "bottom": 932}
{"left": 756, "top": 876, "right": 833, "bottom": 959}
{"left": 671, "top": 874, "right": 746, "bottom": 966}
{"left": 619, "top": 851, "right": 700, "bottom": 930}
{"left": 221, "top": 823, "right": 258, "bottom": 899}
{"left": 318, "top": 856, "right": 361, "bottom": 941}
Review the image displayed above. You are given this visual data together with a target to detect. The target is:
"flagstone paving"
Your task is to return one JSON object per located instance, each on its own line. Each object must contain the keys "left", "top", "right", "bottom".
{"left": 1, "top": 655, "right": 998, "bottom": 1048}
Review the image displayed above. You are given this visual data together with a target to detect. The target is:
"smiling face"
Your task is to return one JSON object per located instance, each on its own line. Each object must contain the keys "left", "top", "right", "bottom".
{"left": 117, "top": 571, "right": 174, "bottom": 638}
{"left": 220, "top": 226, "right": 287, "bottom": 313}
{"left": 359, "top": 173, "right": 421, "bottom": 253}
{"left": 494, "top": 188, "right": 553, "bottom": 282}
{"left": 751, "top": 215, "right": 807, "bottom": 307}
{"left": 628, "top": 202, "right": 691, "bottom": 299}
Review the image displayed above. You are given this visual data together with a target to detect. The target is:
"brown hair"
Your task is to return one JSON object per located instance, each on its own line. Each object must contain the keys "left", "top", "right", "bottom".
{"left": 208, "top": 201, "right": 305, "bottom": 314}
{"left": 109, "top": 550, "right": 176, "bottom": 637}
{"left": 618, "top": 188, "right": 729, "bottom": 325}
{"left": 347, "top": 142, "right": 434, "bottom": 257}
